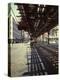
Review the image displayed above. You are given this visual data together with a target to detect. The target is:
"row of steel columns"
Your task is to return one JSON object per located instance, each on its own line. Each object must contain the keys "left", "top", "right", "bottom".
{"left": 40, "top": 32, "right": 50, "bottom": 44}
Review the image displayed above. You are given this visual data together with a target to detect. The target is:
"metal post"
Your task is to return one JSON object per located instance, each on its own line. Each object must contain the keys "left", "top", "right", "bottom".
{"left": 42, "top": 34, "right": 44, "bottom": 43}
{"left": 48, "top": 32, "right": 49, "bottom": 44}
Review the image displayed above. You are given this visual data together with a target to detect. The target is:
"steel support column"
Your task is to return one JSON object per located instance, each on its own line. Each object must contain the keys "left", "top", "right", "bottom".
{"left": 48, "top": 32, "right": 50, "bottom": 44}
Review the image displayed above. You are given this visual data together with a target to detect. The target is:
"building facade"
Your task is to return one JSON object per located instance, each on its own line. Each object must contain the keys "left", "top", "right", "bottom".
{"left": 8, "top": 3, "right": 24, "bottom": 44}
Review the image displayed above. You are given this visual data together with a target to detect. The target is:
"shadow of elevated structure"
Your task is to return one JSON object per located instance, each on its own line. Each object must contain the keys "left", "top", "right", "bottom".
{"left": 22, "top": 42, "right": 58, "bottom": 76}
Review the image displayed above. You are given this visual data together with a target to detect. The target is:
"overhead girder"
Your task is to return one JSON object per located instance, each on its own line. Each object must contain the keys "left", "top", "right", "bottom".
{"left": 15, "top": 3, "right": 58, "bottom": 38}
{"left": 35, "top": 6, "right": 58, "bottom": 37}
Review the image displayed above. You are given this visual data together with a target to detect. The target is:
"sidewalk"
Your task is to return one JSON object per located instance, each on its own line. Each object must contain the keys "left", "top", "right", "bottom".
{"left": 10, "top": 43, "right": 31, "bottom": 77}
